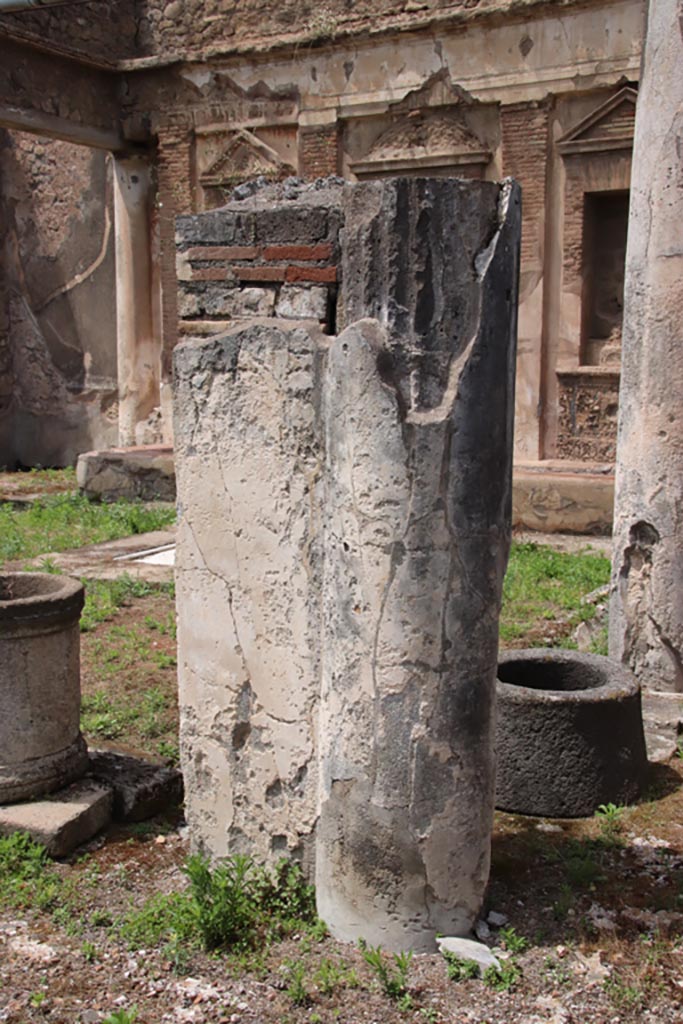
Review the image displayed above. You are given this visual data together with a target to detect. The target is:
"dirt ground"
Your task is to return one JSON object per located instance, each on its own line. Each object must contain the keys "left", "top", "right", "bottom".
{"left": 2, "top": 756, "right": 683, "bottom": 1023}
{"left": 2, "top": 481, "right": 681, "bottom": 1023}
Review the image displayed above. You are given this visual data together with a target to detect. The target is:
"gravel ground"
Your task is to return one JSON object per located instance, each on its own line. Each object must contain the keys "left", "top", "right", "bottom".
{"left": 3, "top": 759, "right": 683, "bottom": 1024}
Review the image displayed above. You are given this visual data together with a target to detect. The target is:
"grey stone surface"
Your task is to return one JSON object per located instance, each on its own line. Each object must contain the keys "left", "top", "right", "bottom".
{"left": 0, "top": 573, "right": 89, "bottom": 804}
{"left": 77, "top": 445, "right": 176, "bottom": 502}
{"left": 88, "top": 750, "right": 183, "bottom": 822}
{"left": 496, "top": 649, "right": 648, "bottom": 817}
{"left": 275, "top": 285, "right": 328, "bottom": 321}
{"left": 436, "top": 936, "right": 500, "bottom": 971}
{"left": 316, "top": 179, "right": 520, "bottom": 951}
{"left": 0, "top": 781, "right": 112, "bottom": 857}
{"left": 609, "top": 0, "right": 683, "bottom": 692}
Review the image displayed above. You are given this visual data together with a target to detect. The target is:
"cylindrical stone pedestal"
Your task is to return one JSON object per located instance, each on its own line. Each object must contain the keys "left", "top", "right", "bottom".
{"left": 609, "top": 0, "right": 683, "bottom": 691}
{"left": 316, "top": 179, "right": 521, "bottom": 951}
{"left": 0, "top": 573, "right": 88, "bottom": 803}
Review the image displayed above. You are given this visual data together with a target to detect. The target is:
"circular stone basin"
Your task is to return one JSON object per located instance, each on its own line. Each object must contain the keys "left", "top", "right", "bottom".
{"left": 0, "top": 573, "right": 89, "bottom": 804}
{"left": 495, "top": 648, "right": 648, "bottom": 818}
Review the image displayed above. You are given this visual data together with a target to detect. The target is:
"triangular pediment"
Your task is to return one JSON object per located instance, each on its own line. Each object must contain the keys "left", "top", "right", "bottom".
{"left": 199, "top": 129, "right": 294, "bottom": 187}
{"left": 558, "top": 87, "right": 637, "bottom": 155}
{"left": 351, "top": 112, "right": 490, "bottom": 177}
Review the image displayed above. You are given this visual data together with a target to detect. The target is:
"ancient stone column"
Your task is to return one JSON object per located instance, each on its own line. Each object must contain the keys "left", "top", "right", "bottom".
{"left": 113, "top": 155, "right": 160, "bottom": 446}
{"left": 609, "top": 0, "right": 683, "bottom": 691}
{"left": 316, "top": 179, "right": 521, "bottom": 950}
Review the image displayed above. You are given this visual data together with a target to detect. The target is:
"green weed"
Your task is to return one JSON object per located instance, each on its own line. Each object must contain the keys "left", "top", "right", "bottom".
{"left": 595, "top": 802, "right": 625, "bottom": 845}
{"left": 119, "top": 891, "right": 197, "bottom": 950}
{"left": 283, "top": 959, "right": 310, "bottom": 1005}
{"left": 499, "top": 926, "right": 528, "bottom": 954}
{"left": 103, "top": 1009, "right": 138, "bottom": 1024}
{"left": 360, "top": 941, "right": 412, "bottom": 1000}
{"left": 0, "top": 832, "right": 65, "bottom": 912}
{"left": 442, "top": 951, "right": 480, "bottom": 981}
{"left": 483, "top": 959, "right": 521, "bottom": 991}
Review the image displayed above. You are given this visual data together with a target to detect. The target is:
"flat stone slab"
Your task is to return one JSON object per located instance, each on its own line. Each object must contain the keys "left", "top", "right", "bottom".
{"left": 7, "top": 528, "right": 176, "bottom": 583}
{"left": 77, "top": 445, "right": 176, "bottom": 502}
{"left": 513, "top": 459, "right": 614, "bottom": 536}
{"left": 436, "top": 936, "right": 500, "bottom": 972}
{"left": 88, "top": 750, "right": 183, "bottom": 822}
{"left": 0, "top": 780, "right": 113, "bottom": 857}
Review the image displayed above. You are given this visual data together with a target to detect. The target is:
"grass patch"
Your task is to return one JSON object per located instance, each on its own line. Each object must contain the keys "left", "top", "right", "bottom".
{"left": 500, "top": 541, "right": 610, "bottom": 646}
{"left": 0, "top": 492, "right": 175, "bottom": 566}
{"left": 0, "top": 832, "right": 73, "bottom": 914}
{"left": 81, "top": 576, "right": 174, "bottom": 631}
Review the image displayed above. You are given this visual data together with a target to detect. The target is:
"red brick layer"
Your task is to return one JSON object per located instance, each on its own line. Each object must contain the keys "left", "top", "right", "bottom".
{"left": 300, "top": 125, "right": 339, "bottom": 179}
{"left": 187, "top": 246, "right": 260, "bottom": 261}
{"left": 262, "top": 243, "right": 333, "bottom": 262}
{"left": 285, "top": 265, "right": 337, "bottom": 283}
{"left": 501, "top": 102, "right": 549, "bottom": 267}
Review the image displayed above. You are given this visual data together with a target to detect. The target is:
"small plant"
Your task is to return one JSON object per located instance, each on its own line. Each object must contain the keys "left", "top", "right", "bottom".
{"left": 552, "top": 882, "right": 574, "bottom": 921}
{"left": 103, "top": 1009, "right": 138, "bottom": 1024}
{"left": 543, "top": 955, "right": 571, "bottom": 986}
{"left": 595, "top": 802, "right": 625, "bottom": 845}
{"left": 483, "top": 959, "right": 521, "bottom": 992}
{"left": 157, "top": 739, "right": 180, "bottom": 765}
{"left": 442, "top": 951, "right": 480, "bottom": 981}
{"left": 283, "top": 959, "right": 310, "bottom": 1005}
{"left": 315, "top": 957, "right": 345, "bottom": 995}
{"left": 81, "top": 940, "right": 98, "bottom": 962}
{"left": 29, "top": 991, "right": 47, "bottom": 1008}
{"left": 360, "top": 942, "right": 413, "bottom": 1001}
{"left": 499, "top": 925, "right": 528, "bottom": 954}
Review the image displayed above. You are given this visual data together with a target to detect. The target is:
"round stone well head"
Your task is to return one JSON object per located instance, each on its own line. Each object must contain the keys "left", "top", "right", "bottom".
{"left": 0, "top": 572, "right": 89, "bottom": 804}
{"left": 495, "top": 648, "right": 649, "bottom": 818}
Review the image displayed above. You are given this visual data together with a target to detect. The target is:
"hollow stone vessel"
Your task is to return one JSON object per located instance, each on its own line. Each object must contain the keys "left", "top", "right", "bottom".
{"left": 496, "top": 648, "right": 648, "bottom": 817}
{"left": 0, "top": 573, "right": 89, "bottom": 803}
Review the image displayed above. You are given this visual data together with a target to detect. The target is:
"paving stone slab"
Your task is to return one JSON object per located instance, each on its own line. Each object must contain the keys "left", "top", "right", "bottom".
{"left": 0, "top": 781, "right": 113, "bottom": 857}
{"left": 436, "top": 936, "right": 500, "bottom": 972}
{"left": 88, "top": 750, "right": 183, "bottom": 822}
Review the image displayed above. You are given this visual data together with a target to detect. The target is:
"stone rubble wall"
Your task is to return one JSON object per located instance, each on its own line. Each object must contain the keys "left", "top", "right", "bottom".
{"left": 176, "top": 181, "right": 343, "bottom": 335}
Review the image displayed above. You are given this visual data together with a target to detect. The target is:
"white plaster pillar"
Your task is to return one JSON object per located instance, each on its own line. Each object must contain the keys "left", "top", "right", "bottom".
{"left": 113, "top": 155, "right": 160, "bottom": 446}
{"left": 609, "top": 0, "right": 683, "bottom": 691}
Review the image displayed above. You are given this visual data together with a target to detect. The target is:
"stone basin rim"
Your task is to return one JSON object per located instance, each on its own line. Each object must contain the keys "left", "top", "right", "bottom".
{"left": 0, "top": 572, "right": 84, "bottom": 621}
{"left": 497, "top": 648, "right": 640, "bottom": 703}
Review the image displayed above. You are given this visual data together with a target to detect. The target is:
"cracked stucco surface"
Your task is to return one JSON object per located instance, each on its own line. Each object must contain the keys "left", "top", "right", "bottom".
{"left": 609, "top": 0, "right": 683, "bottom": 693}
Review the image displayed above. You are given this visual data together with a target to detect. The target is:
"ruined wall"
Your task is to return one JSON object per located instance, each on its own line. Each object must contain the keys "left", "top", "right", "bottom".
{"left": 0, "top": 130, "right": 118, "bottom": 467}
{"left": 0, "top": 1, "right": 138, "bottom": 62}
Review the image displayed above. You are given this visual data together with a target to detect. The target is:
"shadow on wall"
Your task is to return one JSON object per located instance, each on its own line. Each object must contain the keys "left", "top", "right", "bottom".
{"left": 0, "top": 128, "right": 119, "bottom": 468}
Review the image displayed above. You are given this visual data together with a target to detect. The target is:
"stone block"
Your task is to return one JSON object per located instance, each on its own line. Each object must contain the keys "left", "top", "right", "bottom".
{"left": 275, "top": 285, "right": 328, "bottom": 320}
{"left": 88, "top": 750, "right": 183, "bottom": 822}
{"left": 0, "top": 781, "right": 113, "bottom": 857}
{"left": 176, "top": 211, "right": 256, "bottom": 249}
{"left": 512, "top": 460, "right": 614, "bottom": 534}
{"left": 77, "top": 445, "right": 176, "bottom": 502}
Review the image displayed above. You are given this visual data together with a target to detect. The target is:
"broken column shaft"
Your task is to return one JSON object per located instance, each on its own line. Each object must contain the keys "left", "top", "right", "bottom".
{"left": 316, "top": 179, "right": 520, "bottom": 950}
{"left": 173, "top": 177, "right": 520, "bottom": 950}
{"left": 609, "top": 0, "right": 683, "bottom": 692}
